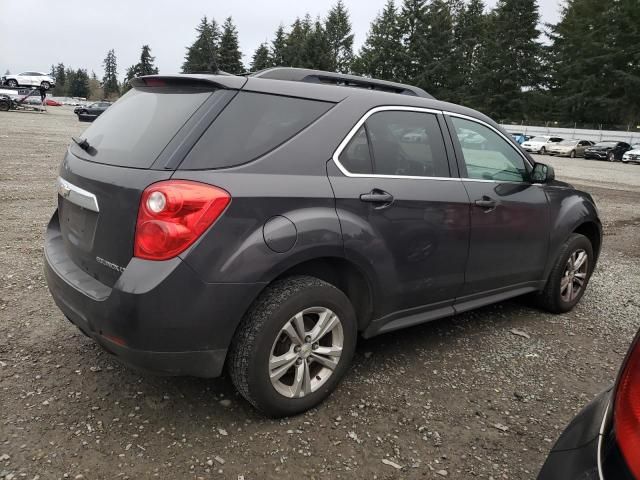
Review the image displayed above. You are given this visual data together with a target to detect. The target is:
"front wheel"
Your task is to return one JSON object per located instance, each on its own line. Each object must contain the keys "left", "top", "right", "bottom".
{"left": 538, "top": 233, "right": 594, "bottom": 313}
{"left": 570, "top": 150, "right": 576, "bottom": 158}
{"left": 607, "top": 152, "right": 615, "bottom": 162}
{"left": 41, "top": 81, "right": 50, "bottom": 90}
{"left": 540, "top": 147, "right": 546, "bottom": 155}
{"left": 228, "top": 276, "right": 357, "bottom": 417}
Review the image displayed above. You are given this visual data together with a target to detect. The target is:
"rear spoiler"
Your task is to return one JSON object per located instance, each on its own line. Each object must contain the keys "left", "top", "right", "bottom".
{"left": 131, "top": 75, "right": 247, "bottom": 90}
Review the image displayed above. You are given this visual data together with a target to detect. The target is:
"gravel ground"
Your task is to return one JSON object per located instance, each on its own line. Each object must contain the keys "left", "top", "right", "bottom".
{"left": 1, "top": 107, "right": 639, "bottom": 480}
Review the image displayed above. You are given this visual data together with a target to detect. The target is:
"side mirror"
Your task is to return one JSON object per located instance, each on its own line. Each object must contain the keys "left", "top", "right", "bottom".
{"left": 531, "top": 163, "right": 555, "bottom": 184}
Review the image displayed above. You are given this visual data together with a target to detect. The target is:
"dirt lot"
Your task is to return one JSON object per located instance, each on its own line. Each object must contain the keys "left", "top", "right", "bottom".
{"left": 1, "top": 107, "right": 639, "bottom": 480}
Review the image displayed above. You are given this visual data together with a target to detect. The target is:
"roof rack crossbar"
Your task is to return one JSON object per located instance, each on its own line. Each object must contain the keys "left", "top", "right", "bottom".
{"left": 250, "top": 68, "right": 434, "bottom": 99}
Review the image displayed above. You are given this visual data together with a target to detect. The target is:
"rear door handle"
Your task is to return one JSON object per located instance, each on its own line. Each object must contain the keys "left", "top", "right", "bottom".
{"left": 360, "top": 189, "right": 394, "bottom": 206}
{"left": 474, "top": 197, "right": 497, "bottom": 210}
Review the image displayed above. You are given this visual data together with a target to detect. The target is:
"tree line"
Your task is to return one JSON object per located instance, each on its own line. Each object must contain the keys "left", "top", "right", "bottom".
{"left": 43, "top": 0, "right": 640, "bottom": 125}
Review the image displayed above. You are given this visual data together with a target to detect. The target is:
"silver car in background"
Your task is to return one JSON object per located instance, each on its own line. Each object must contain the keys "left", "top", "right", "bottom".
{"left": 547, "top": 139, "right": 594, "bottom": 158}
{"left": 622, "top": 144, "right": 640, "bottom": 164}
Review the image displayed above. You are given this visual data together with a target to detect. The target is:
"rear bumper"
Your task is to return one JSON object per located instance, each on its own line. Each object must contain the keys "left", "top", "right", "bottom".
{"left": 44, "top": 211, "right": 265, "bottom": 377}
{"left": 538, "top": 388, "right": 611, "bottom": 479}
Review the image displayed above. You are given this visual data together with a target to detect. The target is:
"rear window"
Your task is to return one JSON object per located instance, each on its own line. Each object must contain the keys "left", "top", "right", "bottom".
{"left": 72, "top": 88, "right": 213, "bottom": 168}
{"left": 179, "top": 92, "right": 333, "bottom": 170}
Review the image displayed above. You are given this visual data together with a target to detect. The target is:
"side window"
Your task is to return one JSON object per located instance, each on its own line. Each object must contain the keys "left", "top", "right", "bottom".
{"left": 365, "top": 111, "right": 450, "bottom": 177}
{"left": 450, "top": 116, "right": 529, "bottom": 182}
{"left": 339, "top": 126, "right": 373, "bottom": 174}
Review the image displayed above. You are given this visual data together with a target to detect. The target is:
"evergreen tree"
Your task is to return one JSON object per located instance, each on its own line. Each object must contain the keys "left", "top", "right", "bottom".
{"left": 69, "top": 69, "right": 90, "bottom": 98}
{"left": 271, "top": 25, "right": 287, "bottom": 66}
{"left": 88, "top": 71, "right": 102, "bottom": 100}
{"left": 473, "top": 0, "right": 542, "bottom": 120}
{"left": 284, "top": 17, "right": 310, "bottom": 67}
{"left": 398, "top": 0, "right": 427, "bottom": 83}
{"left": 138, "top": 45, "right": 159, "bottom": 76}
{"left": 218, "top": 17, "right": 243, "bottom": 73}
{"left": 250, "top": 43, "right": 273, "bottom": 71}
{"left": 413, "top": 0, "right": 457, "bottom": 100}
{"left": 325, "top": 0, "right": 354, "bottom": 73}
{"left": 53, "top": 63, "right": 66, "bottom": 96}
{"left": 302, "top": 20, "right": 332, "bottom": 70}
{"left": 549, "top": 0, "right": 639, "bottom": 125}
{"left": 454, "top": 0, "right": 487, "bottom": 106}
{"left": 182, "top": 16, "right": 220, "bottom": 73}
{"left": 102, "top": 49, "right": 120, "bottom": 98}
{"left": 353, "top": 0, "right": 404, "bottom": 81}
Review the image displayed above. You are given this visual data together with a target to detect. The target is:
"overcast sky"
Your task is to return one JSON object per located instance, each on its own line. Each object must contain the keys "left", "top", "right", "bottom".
{"left": 0, "top": 0, "right": 562, "bottom": 80}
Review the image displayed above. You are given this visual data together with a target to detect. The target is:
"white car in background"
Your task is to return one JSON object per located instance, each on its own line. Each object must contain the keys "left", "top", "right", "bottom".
{"left": 1, "top": 71, "right": 56, "bottom": 90}
{"left": 521, "top": 136, "right": 564, "bottom": 154}
{"left": 622, "top": 144, "right": 640, "bottom": 164}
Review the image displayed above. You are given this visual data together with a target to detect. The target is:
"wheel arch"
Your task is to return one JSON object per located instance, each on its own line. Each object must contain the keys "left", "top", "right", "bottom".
{"left": 573, "top": 221, "right": 602, "bottom": 261}
{"left": 267, "top": 256, "right": 375, "bottom": 332}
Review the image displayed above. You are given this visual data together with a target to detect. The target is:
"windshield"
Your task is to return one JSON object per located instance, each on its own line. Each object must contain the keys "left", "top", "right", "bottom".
{"left": 631, "top": 144, "right": 640, "bottom": 150}
{"left": 529, "top": 136, "right": 549, "bottom": 142}
{"left": 595, "top": 142, "right": 617, "bottom": 147}
{"left": 557, "top": 139, "right": 577, "bottom": 146}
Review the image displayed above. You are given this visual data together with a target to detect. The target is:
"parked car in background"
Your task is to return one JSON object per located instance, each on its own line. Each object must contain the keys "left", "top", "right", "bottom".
{"left": 584, "top": 141, "right": 631, "bottom": 161}
{"left": 510, "top": 133, "right": 530, "bottom": 145}
{"left": 621, "top": 144, "right": 640, "bottom": 164}
{"left": 546, "top": 139, "right": 594, "bottom": 158}
{"left": 44, "top": 68, "right": 602, "bottom": 417}
{"left": 538, "top": 327, "right": 640, "bottom": 479}
{"left": 74, "top": 102, "right": 111, "bottom": 122}
{"left": 521, "top": 136, "right": 564, "bottom": 154}
{"left": 2, "top": 72, "right": 56, "bottom": 90}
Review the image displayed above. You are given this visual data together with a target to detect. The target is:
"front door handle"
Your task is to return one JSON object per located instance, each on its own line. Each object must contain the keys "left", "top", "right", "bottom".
{"left": 474, "top": 197, "right": 497, "bottom": 210}
{"left": 360, "top": 189, "right": 394, "bottom": 207}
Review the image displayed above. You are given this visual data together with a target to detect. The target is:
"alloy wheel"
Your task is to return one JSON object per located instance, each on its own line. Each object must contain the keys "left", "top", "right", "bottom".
{"left": 269, "top": 306, "right": 344, "bottom": 398}
{"left": 560, "top": 249, "right": 588, "bottom": 302}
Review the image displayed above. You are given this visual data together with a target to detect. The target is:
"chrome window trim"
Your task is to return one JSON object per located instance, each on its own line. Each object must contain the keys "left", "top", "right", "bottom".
{"left": 331, "top": 105, "right": 534, "bottom": 182}
{"left": 56, "top": 176, "right": 100, "bottom": 213}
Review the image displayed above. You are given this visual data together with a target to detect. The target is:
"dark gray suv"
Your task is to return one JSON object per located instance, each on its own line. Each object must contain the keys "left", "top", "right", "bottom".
{"left": 44, "top": 68, "right": 602, "bottom": 416}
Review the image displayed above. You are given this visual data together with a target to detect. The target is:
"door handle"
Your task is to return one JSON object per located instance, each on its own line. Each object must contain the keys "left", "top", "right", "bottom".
{"left": 360, "top": 189, "right": 394, "bottom": 206}
{"left": 474, "top": 197, "right": 497, "bottom": 210}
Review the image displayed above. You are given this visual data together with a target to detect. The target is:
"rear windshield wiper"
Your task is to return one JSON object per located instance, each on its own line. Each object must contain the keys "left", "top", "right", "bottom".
{"left": 71, "top": 136, "right": 96, "bottom": 154}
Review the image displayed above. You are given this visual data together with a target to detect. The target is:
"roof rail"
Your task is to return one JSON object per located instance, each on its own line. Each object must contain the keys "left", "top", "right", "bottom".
{"left": 250, "top": 67, "right": 434, "bottom": 99}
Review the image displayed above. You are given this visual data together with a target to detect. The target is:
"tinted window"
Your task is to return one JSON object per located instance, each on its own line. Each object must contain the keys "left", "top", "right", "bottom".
{"left": 365, "top": 111, "right": 449, "bottom": 177}
{"left": 72, "top": 87, "right": 213, "bottom": 168}
{"left": 181, "top": 92, "right": 332, "bottom": 170}
{"left": 339, "top": 126, "right": 373, "bottom": 174}
{"left": 451, "top": 117, "right": 528, "bottom": 182}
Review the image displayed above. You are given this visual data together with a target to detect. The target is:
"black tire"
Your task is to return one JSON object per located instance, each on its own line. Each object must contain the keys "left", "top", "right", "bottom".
{"left": 538, "top": 233, "right": 594, "bottom": 313}
{"left": 6, "top": 79, "right": 18, "bottom": 88}
{"left": 0, "top": 101, "right": 9, "bottom": 112}
{"left": 570, "top": 150, "right": 576, "bottom": 158}
{"left": 41, "top": 81, "right": 50, "bottom": 90}
{"left": 228, "top": 275, "right": 357, "bottom": 417}
{"left": 607, "top": 152, "right": 615, "bottom": 162}
{"left": 540, "top": 147, "right": 546, "bottom": 155}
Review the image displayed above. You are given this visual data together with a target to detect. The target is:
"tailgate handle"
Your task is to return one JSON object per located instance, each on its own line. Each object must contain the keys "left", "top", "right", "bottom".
{"left": 57, "top": 177, "right": 100, "bottom": 212}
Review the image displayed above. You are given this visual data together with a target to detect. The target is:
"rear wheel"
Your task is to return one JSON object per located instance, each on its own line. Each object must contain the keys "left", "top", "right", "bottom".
{"left": 228, "top": 276, "right": 357, "bottom": 417}
{"left": 538, "top": 233, "right": 594, "bottom": 313}
{"left": 6, "top": 79, "right": 17, "bottom": 88}
{"left": 0, "top": 100, "right": 9, "bottom": 112}
{"left": 607, "top": 152, "right": 615, "bottom": 162}
{"left": 540, "top": 147, "right": 546, "bottom": 155}
{"left": 570, "top": 150, "right": 576, "bottom": 158}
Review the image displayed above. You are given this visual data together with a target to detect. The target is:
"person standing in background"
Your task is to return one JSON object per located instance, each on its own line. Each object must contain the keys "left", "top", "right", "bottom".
{"left": 39, "top": 83, "right": 47, "bottom": 112}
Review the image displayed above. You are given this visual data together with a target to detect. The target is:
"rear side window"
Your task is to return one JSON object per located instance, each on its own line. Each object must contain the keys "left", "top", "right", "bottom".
{"left": 73, "top": 88, "right": 214, "bottom": 168}
{"left": 339, "top": 126, "right": 373, "bottom": 174}
{"left": 366, "top": 111, "right": 450, "bottom": 177}
{"left": 180, "top": 92, "right": 333, "bottom": 170}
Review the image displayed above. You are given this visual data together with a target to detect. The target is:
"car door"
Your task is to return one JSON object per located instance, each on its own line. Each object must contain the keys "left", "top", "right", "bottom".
{"left": 577, "top": 141, "right": 590, "bottom": 156}
{"left": 445, "top": 114, "right": 550, "bottom": 299}
{"left": 327, "top": 107, "right": 470, "bottom": 319}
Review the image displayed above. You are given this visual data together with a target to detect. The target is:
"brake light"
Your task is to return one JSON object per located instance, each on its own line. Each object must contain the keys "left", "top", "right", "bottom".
{"left": 134, "top": 180, "right": 230, "bottom": 261}
{"left": 614, "top": 335, "right": 640, "bottom": 477}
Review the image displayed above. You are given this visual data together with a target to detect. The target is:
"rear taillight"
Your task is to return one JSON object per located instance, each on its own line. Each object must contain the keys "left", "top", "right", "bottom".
{"left": 134, "top": 180, "right": 230, "bottom": 261}
{"left": 614, "top": 335, "right": 640, "bottom": 477}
